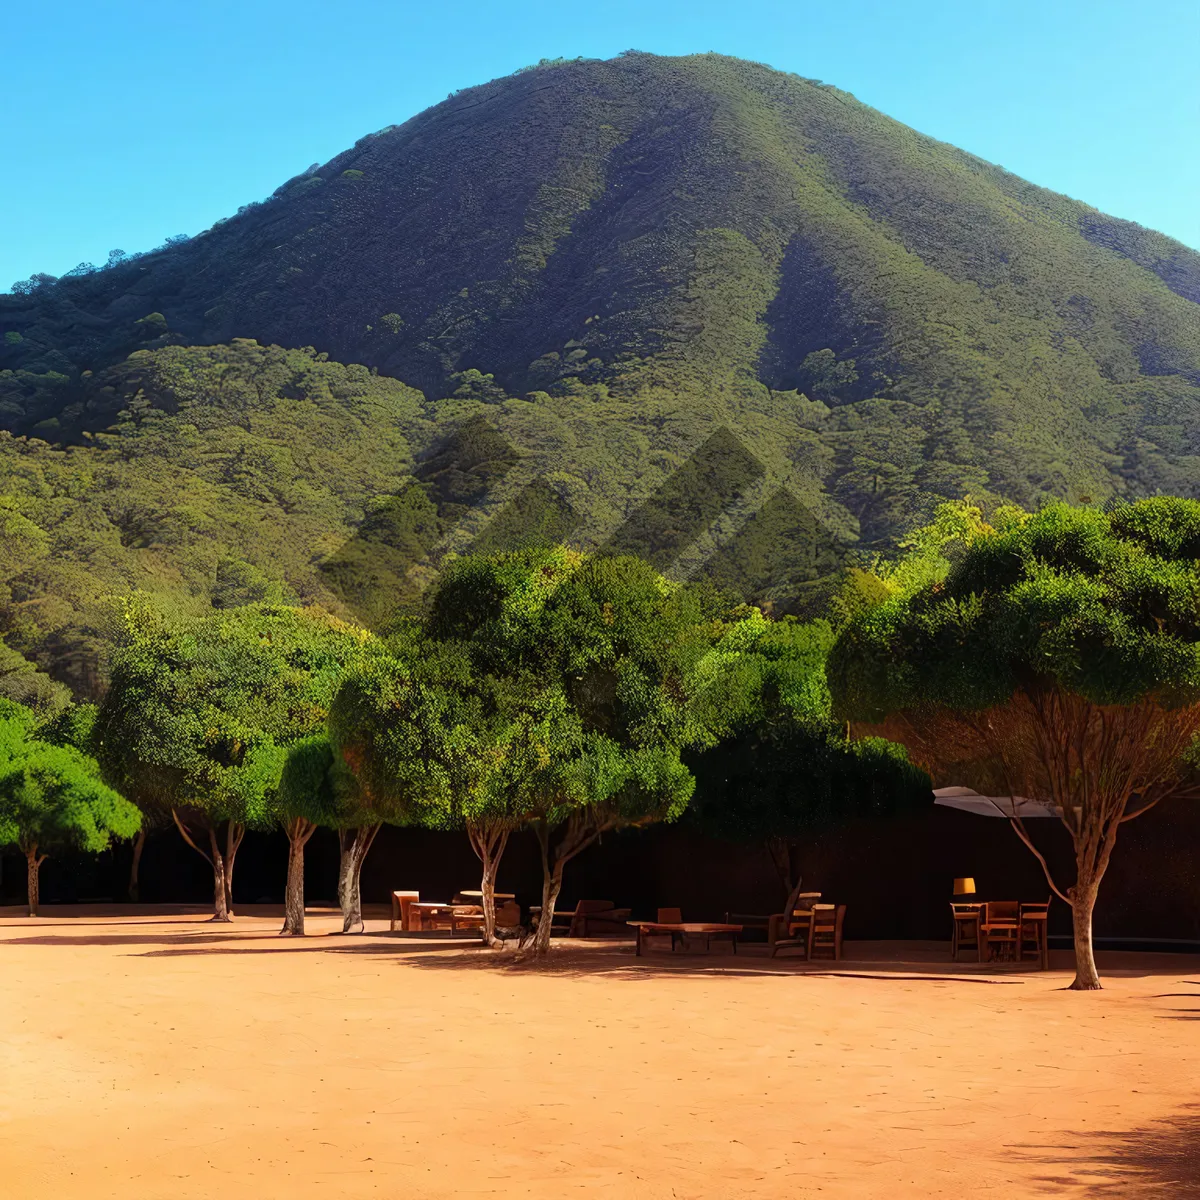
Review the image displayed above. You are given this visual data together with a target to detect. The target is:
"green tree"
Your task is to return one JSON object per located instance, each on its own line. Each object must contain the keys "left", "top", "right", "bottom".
{"left": 96, "top": 599, "right": 370, "bottom": 921}
{"left": 689, "top": 615, "right": 930, "bottom": 918}
{"left": 271, "top": 736, "right": 344, "bottom": 935}
{"left": 331, "top": 626, "right": 554, "bottom": 946}
{"left": 0, "top": 700, "right": 140, "bottom": 915}
{"left": 427, "top": 548, "right": 735, "bottom": 953}
{"left": 0, "top": 637, "right": 71, "bottom": 717}
{"left": 828, "top": 498, "right": 1200, "bottom": 990}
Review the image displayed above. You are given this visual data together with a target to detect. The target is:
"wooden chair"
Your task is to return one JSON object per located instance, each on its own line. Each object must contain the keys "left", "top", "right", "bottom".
{"left": 981, "top": 901, "right": 1021, "bottom": 962}
{"left": 1019, "top": 900, "right": 1051, "bottom": 970}
{"left": 766, "top": 893, "right": 823, "bottom": 946}
{"left": 950, "top": 902, "right": 983, "bottom": 961}
{"left": 807, "top": 903, "right": 847, "bottom": 960}
{"left": 657, "top": 907, "right": 682, "bottom": 923}
{"left": 390, "top": 890, "right": 420, "bottom": 932}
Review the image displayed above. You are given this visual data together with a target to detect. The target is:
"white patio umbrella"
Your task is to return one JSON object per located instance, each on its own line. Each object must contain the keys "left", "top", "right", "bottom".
{"left": 933, "top": 786, "right": 1061, "bottom": 819}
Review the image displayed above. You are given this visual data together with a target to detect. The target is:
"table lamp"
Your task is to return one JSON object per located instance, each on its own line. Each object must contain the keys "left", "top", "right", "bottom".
{"left": 953, "top": 877, "right": 976, "bottom": 897}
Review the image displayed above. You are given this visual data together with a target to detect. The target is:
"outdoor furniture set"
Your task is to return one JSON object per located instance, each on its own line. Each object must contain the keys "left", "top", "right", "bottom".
{"left": 390, "top": 890, "right": 521, "bottom": 934}
{"left": 951, "top": 900, "right": 1050, "bottom": 968}
{"left": 389, "top": 888, "right": 854, "bottom": 960}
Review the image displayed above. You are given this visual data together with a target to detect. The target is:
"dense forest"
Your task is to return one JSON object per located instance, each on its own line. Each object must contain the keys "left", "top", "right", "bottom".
{"left": 1, "top": 51, "right": 1199, "bottom": 697}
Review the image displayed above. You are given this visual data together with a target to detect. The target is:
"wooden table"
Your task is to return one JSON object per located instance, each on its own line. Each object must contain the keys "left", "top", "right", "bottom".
{"left": 408, "top": 903, "right": 485, "bottom": 936}
{"left": 457, "top": 891, "right": 516, "bottom": 902}
{"left": 628, "top": 921, "right": 743, "bottom": 956}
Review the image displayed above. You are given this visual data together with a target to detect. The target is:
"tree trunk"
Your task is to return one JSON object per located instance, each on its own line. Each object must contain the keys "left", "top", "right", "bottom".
{"left": 532, "top": 853, "right": 565, "bottom": 955}
{"left": 127, "top": 827, "right": 146, "bottom": 902}
{"left": 280, "top": 818, "right": 315, "bottom": 936}
{"left": 529, "top": 813, "right": 609, "bottom": 955}
{"left": 208, "top": 823, "right": 231, "bottom": 922}
{"left": 25, "top": 846, "right": 43, "bottom": 917}
{"left": 779, "top": 873, "right": 808, "bottom": 938}
{"left": 467, "top": 823, "right": 510, "bottom": 948}
{"left": 337, "top": 823, "right": 380, "bottom": 934}
{"left": 171, "top": 809, "right": 232, "bottom": 921}
{"left": 1069, "top": 879, "right": 1102, "bottom": 990}
{"left": 223, "top": 821, "right": 245, "bottom": 917}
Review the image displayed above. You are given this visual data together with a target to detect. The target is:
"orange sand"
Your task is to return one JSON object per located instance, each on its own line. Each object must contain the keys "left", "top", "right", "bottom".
{"left": 1, "top": 907, "right": 1198, "bottom": 1198}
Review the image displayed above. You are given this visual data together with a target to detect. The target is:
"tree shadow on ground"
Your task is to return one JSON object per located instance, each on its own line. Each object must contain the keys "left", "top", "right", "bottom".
{"left": 2, "top": 931, "right": 290, "bottom": 947}
{"left": 1024, "top": 1105, "right": 1200, "bottom": 1196}
{"left": 137, "top": 939, "right": 472, "bottom": 958}
{"left": 387, "top": 940, "right": 1034, "bottom": 982}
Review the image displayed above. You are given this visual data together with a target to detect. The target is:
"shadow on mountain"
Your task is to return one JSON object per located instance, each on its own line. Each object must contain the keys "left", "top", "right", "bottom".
{"left": 697, "top": 486, "right": 851, "bottom": 615}
{"left": 602, "top": 427, "right": 764, "bottom": 571}
{"left": 320, "top": 415, "right": 520, "bottom": 626}
{"left": 468, "top": 477, "right": 581, "bottom": 556}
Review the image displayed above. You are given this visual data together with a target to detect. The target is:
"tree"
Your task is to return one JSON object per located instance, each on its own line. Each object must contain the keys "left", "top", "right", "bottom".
{"left": 96, "top": 599, "right": 370, "bottom": 921}
{"left": 693, "top": 722, "right": 930, "bottom": 918}
{"left": 272, "top": 736, "right": 342, "bottom": 935}
{"left": 34, "top": 700, "right": 162, "bottom": 900}
{"left": 426, "top": 548, "right": 735, "bottom": 954}
{"left": 0, "top": 700, "right": 140, "bottom": 915}
{"left": 687, "top": 609, "right": 930, "bottom": 920}
{"left": 828, "top": 498, "right": 1200, "bottom": 990}
{"left": 330, "top": 628, "right": 551, "bottom": 946}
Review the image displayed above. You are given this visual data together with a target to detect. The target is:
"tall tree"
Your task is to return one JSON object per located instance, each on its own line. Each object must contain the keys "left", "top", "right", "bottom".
{"left": 0, "top": 700, "right": 140, "bottom": 915}
{"left": 828, "top": 498, "right": 1200, "bottom": 990}
{"left": 96, "top": 599, "right": 370, "bottom": 921}
{"left": 426, "top": 549, "right": 737, "bottom": 953}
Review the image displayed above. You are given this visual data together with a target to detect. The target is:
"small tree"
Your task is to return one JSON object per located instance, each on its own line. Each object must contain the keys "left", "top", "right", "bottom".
{"left": 272, "top": 736, "right": 343, "bottom": 935}
{"left": 0, "top": 700, "right": 140, "bottom": 915}
{"left": 97, "top": 599, "right": 370, "bottom": 921}
{"left": 828, "top": 498, "right": 1200, "bottom": 990}
{"left": 692, "top": 723, "right": 930, "bottom": 919}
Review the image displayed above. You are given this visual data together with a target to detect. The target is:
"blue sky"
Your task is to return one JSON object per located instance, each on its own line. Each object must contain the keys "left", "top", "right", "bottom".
{"left": 4, "top": 0, "right": 1197, "bottom": 288}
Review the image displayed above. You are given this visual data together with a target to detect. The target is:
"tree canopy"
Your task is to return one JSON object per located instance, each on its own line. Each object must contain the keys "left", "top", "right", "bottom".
{"left": 827, "top": 498, "right": 1200, "bottom": 989}
{"left": 96, "top": 599, "right": 372, "bottom": 919}
{"left": 0, "top": 698, "right": 139, "bottom": 914}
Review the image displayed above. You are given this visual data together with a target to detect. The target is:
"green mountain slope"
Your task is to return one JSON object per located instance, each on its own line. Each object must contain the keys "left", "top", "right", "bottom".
{"left": 2, "top": 51, "right": 1199, "bottom": 687}
{"left": 0, "top": 343, "right": 422, "bottom": 692}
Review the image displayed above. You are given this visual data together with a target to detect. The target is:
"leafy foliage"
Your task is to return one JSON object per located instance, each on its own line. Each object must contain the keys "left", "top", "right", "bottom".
{"left": 829, "top": 498, "right": 1200, "bottom": 721}
{"left": 0, "top": 698, "right": 139, "bottom": 858}
{"left": 95, "top": 600, "right": 372, "bottom": 826}
{"left": 827, "top": 496, "right": 1200, "bottom": 989}
{"left": 0, "top": 342, "right": 420, "bottom": 694}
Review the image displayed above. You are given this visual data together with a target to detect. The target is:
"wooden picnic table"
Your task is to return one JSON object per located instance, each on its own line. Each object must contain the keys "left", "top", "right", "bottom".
{"left": 628, "top": 921, "right": 743, "bottom": 956}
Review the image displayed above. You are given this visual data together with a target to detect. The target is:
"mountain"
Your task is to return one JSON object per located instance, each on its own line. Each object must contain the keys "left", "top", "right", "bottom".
{"left": 2, "top": 51, "right": 1199, "bottom": 689}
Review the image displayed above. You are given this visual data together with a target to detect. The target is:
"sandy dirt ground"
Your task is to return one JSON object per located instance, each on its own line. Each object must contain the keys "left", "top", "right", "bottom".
{"left": 1, "top": 907, "right": 1198, "bottom": 1199}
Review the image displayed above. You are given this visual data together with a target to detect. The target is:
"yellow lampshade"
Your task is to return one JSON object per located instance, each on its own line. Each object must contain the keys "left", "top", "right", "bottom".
{"left": 953, "top": 877, "right": 977, "bottom": 896}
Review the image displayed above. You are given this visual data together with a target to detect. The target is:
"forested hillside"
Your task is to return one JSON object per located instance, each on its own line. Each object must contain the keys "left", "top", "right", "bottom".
{"left": 2, "top": 51, "right": 1198, "bottom": 693}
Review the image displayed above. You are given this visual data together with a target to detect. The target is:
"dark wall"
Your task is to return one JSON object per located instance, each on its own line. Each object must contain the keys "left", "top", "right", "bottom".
{"left": 4, "top": 799, "right": 1198, "bottom": 942}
